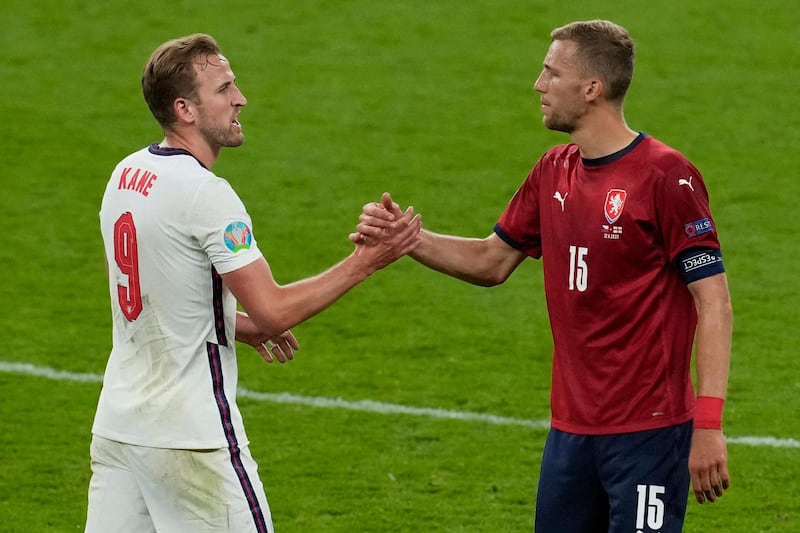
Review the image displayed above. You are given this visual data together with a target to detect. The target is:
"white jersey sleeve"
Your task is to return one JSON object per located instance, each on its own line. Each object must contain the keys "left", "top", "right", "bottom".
{"left": 190, "top": 176, "right": 263, "bottom": 275}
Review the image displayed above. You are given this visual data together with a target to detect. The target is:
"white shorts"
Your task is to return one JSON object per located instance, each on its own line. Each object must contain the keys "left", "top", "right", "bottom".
{"left": 84, "top": 435, "right": 273, "bottom": 533}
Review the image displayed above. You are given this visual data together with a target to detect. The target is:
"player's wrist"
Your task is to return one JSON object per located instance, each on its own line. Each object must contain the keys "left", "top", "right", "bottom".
{"left": 345, "top": 249, "right": 376, "bottom": 280}
{"left": 694, "top": 396, "right": 725, "bottom": 430}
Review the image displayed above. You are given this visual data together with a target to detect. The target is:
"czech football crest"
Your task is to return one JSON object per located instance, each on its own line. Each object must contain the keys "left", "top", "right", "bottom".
{"left": 604, "top": 189, "right": 627, "bottom": 224}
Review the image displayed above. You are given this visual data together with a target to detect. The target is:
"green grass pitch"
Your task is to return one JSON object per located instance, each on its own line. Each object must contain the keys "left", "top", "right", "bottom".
{"left": 1, "top": 0, "right": 798, "bottom": 531}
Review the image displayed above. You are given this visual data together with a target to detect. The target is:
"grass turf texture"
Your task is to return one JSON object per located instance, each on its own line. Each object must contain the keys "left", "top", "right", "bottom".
{"left": 1, "top": 0, "right": 798, "bottom": 531}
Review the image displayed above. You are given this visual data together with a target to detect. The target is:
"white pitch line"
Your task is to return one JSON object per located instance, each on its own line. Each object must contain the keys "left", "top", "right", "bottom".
{"left": 238, "top": 388, "right": 551, "bottom": 429}
{"left": 2, "top": 360, "right": 798, "bottom": 449}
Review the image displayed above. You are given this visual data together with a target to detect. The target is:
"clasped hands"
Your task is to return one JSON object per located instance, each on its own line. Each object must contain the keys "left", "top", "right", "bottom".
{"left": 349, "top": 192, "right": 419, "bottom": 247}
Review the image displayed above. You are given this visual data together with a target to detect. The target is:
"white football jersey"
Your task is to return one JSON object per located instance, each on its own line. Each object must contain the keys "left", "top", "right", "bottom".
{"left": 94, "top": 144, "right": 263, "bottom": 449}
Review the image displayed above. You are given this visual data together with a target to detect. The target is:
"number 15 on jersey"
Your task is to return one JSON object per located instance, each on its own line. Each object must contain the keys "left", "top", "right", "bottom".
{"left": 568, "top": 245, "right": 588, "bottom": 292}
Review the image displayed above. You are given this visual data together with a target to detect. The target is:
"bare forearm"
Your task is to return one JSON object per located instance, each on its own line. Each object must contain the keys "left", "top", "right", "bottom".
{"left": 694, "top": 302, "right": 732, "bottom": 398}
{"left": 690, "top": 274, "right": 733, "bottom": 398}
{"left": 269, "top": 254, "right": 370, "bottom": 331}
{"left": 227, "top": 253, "right": 371, "bottom": 338}
{"left": 410, "top": 229, "right": 523, "bottom": 286}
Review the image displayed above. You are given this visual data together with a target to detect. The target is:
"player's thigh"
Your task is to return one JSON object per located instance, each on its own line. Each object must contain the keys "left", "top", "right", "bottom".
{"left": 535, "top": 429, "right": 608, "bottom": 533}
{"left": 132, "top": 444, "right": 273, "bottom": 533}
{"left": 84, "top": 435, "right": 155, "bottom": 533}
{"left": 599, "top": 422, "right": 692, "bottom": 533}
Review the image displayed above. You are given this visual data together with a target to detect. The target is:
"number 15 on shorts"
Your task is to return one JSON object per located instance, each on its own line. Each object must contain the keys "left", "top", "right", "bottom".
{"left": 636, "top": 484, "right": 665, "bottom": 531}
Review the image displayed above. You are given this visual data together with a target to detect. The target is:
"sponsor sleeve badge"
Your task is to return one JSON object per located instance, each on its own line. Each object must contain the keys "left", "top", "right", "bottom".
{"left": 683, "top": 217, "right": 714, "bottom": 237}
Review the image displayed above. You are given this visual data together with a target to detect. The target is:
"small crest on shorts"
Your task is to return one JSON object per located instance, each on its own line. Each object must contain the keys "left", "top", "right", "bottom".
{"left": 604, "top": 189, "right": 627, "bottom": 224}
{"left": 224, "top": 221, "right": 252, "bottom": 252}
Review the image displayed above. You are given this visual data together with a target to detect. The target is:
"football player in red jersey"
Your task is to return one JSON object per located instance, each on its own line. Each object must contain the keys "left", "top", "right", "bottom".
{"left": 355, "top": 20, "right": 732, "bottom": 533}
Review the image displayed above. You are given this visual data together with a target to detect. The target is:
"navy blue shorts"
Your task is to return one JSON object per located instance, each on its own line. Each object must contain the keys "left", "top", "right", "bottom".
{"left": 535, "top": 421, "right": 692, "bottom": 533}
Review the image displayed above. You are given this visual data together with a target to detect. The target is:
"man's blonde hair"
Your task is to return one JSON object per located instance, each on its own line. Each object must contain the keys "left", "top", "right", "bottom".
{"left": 551, "top": 20, "right": 634, "bottom": 103}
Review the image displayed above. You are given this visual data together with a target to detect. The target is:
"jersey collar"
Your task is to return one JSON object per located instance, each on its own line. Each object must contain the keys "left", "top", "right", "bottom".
{"left": 582, "top": 132, "right": 647, "bottom": 167}
{"left": 148, "top": 143, "right": 209, "bottom": 170}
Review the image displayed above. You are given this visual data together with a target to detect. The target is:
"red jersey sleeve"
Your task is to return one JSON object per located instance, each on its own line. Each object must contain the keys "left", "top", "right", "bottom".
{"left": 495, "top": 161, "right": 544, "bottom": 258}
{"left": 652, "top": 154, "right": 721, "bottom": 262}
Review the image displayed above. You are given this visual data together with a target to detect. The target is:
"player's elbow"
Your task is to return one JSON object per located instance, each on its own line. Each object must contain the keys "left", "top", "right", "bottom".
{"left": 473, "top": 269, "right": 510, "bottom": 287}
{"left": 460, "top": 265, "right": 513, "bottom": 287}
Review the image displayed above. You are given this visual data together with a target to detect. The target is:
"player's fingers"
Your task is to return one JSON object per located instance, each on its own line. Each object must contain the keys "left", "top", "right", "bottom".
{"left": 271, "top": 341, "right": 288, "bottom": 363}
{"left": 261, "top": 340, "right": 280, "bottom": 363}
{"left": 277, "top": 341, "right": 294, "bottom": 361}
{"left": 350, "top": 231, "right": 380, "bottom": 246}
{"left": 397, "top": 217, "right": 423, "bottom": 254}
{"left": 711, "top": 463, "right": 730, "bottom": 497}
{"left": 719, "top": 463, "right": 731, "bottom": 490}
{"left": 281, "top": 330, "right": 300, "bottom": 350}
{"left": 259, "top": 345, "right": 274, "bottom": 363}
{"left": 358, "top": 213, "right": 394, "bottom": 231}
{"left": 700, "top": 469, "right": 717, "bottom": 503}
{"left": 397, "top": 205, "right": 416, "bottom": 223}
{"left": 362, "top": 202, "right": 395, "bottom": 221}
{"left": 691, "top": 472, "right": 706, "bottom": 504}
{"left": 404, "top": 214, "right": 422, "bottom": 235}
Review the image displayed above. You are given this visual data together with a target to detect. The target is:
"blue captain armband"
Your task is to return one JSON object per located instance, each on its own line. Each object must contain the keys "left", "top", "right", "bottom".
{"left": 677, "top": 247, "right": 725, "bottom": 283}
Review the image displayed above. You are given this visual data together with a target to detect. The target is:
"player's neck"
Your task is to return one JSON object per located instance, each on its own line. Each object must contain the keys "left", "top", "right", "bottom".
{"left": 571, "top": 109, "right": 638, "bottom": 160}
{"left": 161, "top": 130, "right": 220, "bottom": 169}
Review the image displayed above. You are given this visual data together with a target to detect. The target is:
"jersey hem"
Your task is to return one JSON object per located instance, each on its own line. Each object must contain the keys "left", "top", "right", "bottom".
{"left": 550, "top": 412, "right": 693, "bottom": 436}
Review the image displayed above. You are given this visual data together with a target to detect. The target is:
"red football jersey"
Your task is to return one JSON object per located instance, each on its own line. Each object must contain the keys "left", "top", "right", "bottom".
{"left": 496, "top": 134, "right": 721, "bottom": 434}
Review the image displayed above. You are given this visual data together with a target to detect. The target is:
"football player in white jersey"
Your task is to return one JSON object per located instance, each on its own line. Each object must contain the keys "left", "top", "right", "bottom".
{"left": 85, "top": 34, "right": 421, "bottom": 533}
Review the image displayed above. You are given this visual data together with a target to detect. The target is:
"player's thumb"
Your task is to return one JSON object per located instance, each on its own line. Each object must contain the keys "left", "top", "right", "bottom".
{"left": 381, "top": 192, "right": 402, "bottom": 216}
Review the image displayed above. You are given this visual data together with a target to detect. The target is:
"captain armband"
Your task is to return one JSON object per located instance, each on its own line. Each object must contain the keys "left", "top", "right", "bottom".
{"left": 677, "top": 247, "right": 725, "bottom": 284}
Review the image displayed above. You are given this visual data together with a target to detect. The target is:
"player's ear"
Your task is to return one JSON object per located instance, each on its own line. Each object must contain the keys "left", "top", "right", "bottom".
{"left": 173, "top": 97, "right": 196, "bottom": 124}
{"left": 584, "top": 79, "right": 603, "bottom": 102}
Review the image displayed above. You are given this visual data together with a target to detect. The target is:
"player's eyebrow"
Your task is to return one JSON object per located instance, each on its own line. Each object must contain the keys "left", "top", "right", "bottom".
{"left": 217, "top": 77, "right": 236, "bottom": 92}
{"left": 541, "top": 62, "right": 557, "bottom": 74}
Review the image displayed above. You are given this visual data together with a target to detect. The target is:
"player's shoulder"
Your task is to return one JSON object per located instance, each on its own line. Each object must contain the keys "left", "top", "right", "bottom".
{"left": 541, "top": 142, "right": 581, "bottom": 162}
{"left": 533, "top": 143, "right": 581, "bottom": 176}
{"left": 624, "top": 134, "right": 703, "bottom": 190}
{"left": 635, "top": 134, "right": 693, "bottom": 168}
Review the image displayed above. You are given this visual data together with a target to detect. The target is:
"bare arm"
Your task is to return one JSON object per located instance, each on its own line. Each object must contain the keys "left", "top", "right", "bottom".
{"left": 691, "top": 272, "right": 732, "bottom": 398}
{"left": 355, "top": 193, "right": 526, "bottom": 286}
{"left": 410, "top": 230, "right": 526, "bottom": 286}
{"left": 223, "top": 208, "right": 421, "bottom": 338}
{"left": 687, "top": 272, "right": 733, "bottom": 504}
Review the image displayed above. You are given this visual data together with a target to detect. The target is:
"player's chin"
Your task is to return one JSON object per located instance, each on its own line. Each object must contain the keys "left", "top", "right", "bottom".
{"left": 224, "top": 133, "right": 245, "bottom": 148}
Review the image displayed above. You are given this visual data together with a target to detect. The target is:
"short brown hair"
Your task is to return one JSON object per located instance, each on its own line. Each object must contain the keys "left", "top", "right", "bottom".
{"left": 141, "top": 33, "right": 222, "bottom": 127}
{"left": 551, "top": 20, "right": 634, "bottom": 103}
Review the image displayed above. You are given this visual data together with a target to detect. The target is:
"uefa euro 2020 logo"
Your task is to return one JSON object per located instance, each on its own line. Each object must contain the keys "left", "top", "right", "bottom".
{"left": 223, "top": 221, "right": 252, "bottom": 253}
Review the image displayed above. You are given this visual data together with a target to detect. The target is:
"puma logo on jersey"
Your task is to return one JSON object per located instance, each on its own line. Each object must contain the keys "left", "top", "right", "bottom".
{"left": 678, "top": 176, "right": 695, "bottom": 191}
{"left": 553, "top": 191, "right": 568, "bottom": 211}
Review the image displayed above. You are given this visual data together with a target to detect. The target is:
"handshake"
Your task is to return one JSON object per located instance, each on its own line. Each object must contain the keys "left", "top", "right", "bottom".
{"left": 347, "top": 192, "right": 423, "bottom": 273}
